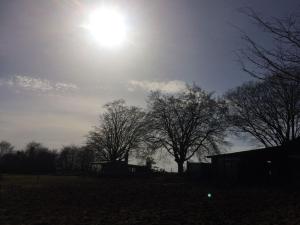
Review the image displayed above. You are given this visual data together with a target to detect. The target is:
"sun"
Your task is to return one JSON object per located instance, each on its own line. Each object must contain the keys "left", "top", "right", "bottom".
{"left": 83, "top": 6, "right": 128, "bottom": 48}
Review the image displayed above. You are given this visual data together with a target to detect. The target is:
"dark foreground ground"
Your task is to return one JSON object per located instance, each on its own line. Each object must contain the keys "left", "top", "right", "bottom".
{"left": 0, "top": 175, "right": 300, "bottom": 225}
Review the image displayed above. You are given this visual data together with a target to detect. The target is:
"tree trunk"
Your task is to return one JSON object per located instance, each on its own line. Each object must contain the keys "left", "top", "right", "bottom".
{"left": 124, "top": 151, "right": 129, "bottom": 164}
{"left": 177, "top": 161, "right": 184, "bottom": 174}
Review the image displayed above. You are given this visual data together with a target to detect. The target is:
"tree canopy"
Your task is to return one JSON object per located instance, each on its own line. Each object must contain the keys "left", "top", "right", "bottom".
{"left": 87, "top": 100, "right": 148, "bottom": 162}
{"left": 147, "top": 85, "right": 228, "bottom": 173}
{"left": 226, "top": 75, "right": 300, "bottom": 147}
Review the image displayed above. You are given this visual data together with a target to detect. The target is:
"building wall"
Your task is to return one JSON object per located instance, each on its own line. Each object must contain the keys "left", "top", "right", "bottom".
{"left": 211, "top": 153, "right": 296, "bottom": 184}
{"left": 90, "top": 161, "right": 151, "bottom": 177}
{"left": 186, "top": 162, "right": 211, "bottom": 180}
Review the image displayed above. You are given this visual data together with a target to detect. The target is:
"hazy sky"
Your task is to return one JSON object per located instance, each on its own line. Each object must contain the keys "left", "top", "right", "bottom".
{"left": 0, "top": 0, "right": 299, "bottom": 152}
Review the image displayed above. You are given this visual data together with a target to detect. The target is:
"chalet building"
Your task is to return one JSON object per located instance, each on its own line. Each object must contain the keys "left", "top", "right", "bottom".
{"left": 90, "top": 161, "right": 152, "bottom": 177}
{"left": 207, "top": 138, "right": 300, "bottom": 184}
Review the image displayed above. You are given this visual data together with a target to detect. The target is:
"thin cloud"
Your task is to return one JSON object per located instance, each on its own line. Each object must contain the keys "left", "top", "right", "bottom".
{"left": 128, "top": 80, "right": 186, "bottom": 93}
{"left": 1, "top": 75, "right": 78, "bottom": 93}
{"left": 13, "top": 75, "right": 53, "bottom": 92}
{"left": 54, "top": 82, "right": 78, "bottom": 91}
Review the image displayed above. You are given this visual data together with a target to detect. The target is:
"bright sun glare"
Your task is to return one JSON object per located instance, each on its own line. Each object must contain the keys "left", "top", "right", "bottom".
{"left": 83, "top": 6, "right": 128, "bottom": 48}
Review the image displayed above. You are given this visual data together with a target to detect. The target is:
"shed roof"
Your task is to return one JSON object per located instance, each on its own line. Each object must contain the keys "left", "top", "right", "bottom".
{"left": 207, "top": 138, "right": 300, "bottom": 159}
{"left": 90, "top": 161, "right": 147, "bottom": 168}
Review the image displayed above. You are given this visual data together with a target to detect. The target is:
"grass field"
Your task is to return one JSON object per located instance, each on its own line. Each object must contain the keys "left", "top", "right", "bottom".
{"left": 0, "top": 175, "right": 300, "bottom": 225}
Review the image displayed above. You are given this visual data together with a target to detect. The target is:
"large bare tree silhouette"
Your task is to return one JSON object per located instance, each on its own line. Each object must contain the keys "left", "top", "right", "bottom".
{"left": 147, "top": 85, "right": 228, "bottom": 174}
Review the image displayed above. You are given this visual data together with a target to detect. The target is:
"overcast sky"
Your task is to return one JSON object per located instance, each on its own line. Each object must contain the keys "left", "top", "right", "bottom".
{"left": 0, "top": 0, "right": 299, "bottom": 153}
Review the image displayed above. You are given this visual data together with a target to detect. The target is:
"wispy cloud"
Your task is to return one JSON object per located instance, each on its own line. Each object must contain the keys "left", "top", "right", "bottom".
{"left": 0, "top": 75, "right": 78, "bottom": 93}
{"left": 13, "top": 75, "right": 53, "bottom": 92}
{"left": 128, "top": 80, "right": 186, "bottom": 93}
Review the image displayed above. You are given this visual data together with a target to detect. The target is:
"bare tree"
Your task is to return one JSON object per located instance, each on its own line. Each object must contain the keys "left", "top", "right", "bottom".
{"left": 147, "top": 85, "right": 228, "bottom": 174}
{"left": 238, "top": 8, "right": 300, "bottom": 82}
{"left": 76, "top": 147, "right": 95, "bottom": 172}
{"left": 57, "top": 145, "right": 80, "bottom": 172}
{"left": 24, "top": 142, "right": 56, "bottom": 174}
{"left": 56, "top": 145, "right": 94, "bottom": 173}
{"left": 0, "top": 141, "right": 14, "bottom": 178}
{"left": 87, "top": 100, "right": 148, "bottom": 162}
{"left": 0, "top": 141, "right": 14, "bottom": 158}
{"left": 226, "top": 75, "right": 300, "bottom": 147}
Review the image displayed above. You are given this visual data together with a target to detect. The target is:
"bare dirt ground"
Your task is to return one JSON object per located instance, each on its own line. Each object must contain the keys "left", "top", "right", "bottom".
{"left": 0, "top": 175, "right": 299, "bottom": 225}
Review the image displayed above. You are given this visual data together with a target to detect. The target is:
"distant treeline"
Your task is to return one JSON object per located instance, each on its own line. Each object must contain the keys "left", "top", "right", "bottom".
{"left": 0, "top": 141, "right": 94, "bottom": 174}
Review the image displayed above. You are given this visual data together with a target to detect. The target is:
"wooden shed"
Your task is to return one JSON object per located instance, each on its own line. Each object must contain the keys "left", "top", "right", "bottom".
{"left": 186, "top": 162, "right": 211, "bottom": 180}
{"left": 207, "top": 138, "right": 300, "bottom": 184}
{"left": 90, "top": 161, "right": 151, "bottom": 177}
